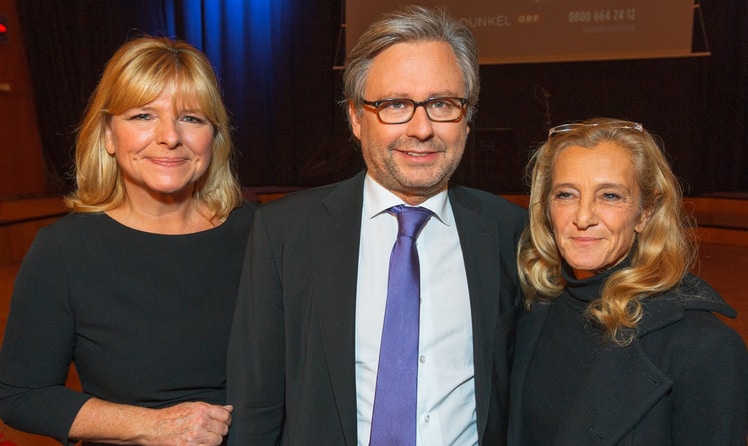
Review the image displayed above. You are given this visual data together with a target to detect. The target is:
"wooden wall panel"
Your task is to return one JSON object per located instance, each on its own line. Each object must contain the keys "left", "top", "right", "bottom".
{"left": 0, "top": 0, "right": 48, "bottom": 199}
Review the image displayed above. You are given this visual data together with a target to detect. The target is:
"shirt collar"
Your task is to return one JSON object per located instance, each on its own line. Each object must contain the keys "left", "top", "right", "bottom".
{"left": 363, "top": 173, "right": 451, "bottom": 226}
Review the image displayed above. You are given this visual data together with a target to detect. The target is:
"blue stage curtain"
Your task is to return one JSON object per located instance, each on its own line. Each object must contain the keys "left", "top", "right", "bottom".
{"left": 158, "top": 1, "right": 350, "bottom": 186}
{"left": 19, "top": 0, "right": 314, "bottom": 189}
{"left": 154, "top": 0, "right": 286, "bottom": 184}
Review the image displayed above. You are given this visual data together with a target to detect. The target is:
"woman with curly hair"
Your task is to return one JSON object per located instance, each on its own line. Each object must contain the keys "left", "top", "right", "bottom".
{"left": 509, "top": 118, "right": 747, "bottom": 445}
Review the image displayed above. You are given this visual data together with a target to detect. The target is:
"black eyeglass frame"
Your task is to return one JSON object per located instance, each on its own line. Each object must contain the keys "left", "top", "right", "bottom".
{"left": 361, "top": 97, "right": 468, "bottom": 125}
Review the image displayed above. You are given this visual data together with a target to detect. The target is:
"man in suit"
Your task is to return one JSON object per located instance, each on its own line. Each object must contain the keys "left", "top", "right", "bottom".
{"left": 227, "top": 5, "right": 527, "bottom": 445}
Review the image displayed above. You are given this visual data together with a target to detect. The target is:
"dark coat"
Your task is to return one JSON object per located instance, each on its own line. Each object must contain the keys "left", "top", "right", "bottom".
{"left": 509, "top": 274, "right": 748, "bottom": 445}
{"left": 227, "top": 170, "right": 528, "bottom": 445}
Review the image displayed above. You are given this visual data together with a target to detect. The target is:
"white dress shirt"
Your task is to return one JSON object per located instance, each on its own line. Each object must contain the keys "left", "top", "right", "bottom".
{"left": 355, "top": 174, "right": 478, "bottom": 446}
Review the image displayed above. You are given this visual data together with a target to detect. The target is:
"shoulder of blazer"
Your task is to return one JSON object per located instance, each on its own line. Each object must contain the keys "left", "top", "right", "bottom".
{"left": 448, "top": 184, "right": 528, "bottom": 228}
{"left": 257, "top": 171, "right": 366, "bottom": 218}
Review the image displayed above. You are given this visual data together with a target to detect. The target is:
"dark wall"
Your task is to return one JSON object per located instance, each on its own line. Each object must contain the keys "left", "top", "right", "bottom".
{"left": 16, "top": 0, "right": 747, "bottom": 196}
{"left": 466, "top": 0, "right": 747, "bottom": 196}
{"left": 464, "top": 57, "right": 718, "bottom": 194}
{"left": 16, "top": 0, "right": 171, "bottom": 192}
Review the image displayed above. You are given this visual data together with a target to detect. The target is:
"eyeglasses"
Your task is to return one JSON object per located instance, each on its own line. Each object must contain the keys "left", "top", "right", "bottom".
{"left": 361, "top": 97, "right": 467, "bottom": 124}
{"left": 548, "top": 121, "right": 644, "bottom": 138}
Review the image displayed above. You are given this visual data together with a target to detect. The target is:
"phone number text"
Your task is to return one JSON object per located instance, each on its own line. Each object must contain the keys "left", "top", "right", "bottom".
{"left": 568, "top": 9, "right": 637, "bottom": 23}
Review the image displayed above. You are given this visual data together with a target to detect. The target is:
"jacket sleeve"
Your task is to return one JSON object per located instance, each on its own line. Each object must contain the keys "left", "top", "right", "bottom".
{"left": 670, "top": 312, "right": 748, "bottom": 445}
{"left": 227, "top": 207, "right": 286, "bottom": 445}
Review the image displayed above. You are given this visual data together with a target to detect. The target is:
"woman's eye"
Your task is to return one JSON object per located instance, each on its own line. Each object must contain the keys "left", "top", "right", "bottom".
{"left": 129, "top": 113, "right": 152, "bottom": 120}
{"left": 554, "top": 191, "right": 574, "bottom": 200}
{"left": 602, "top": 193, "right": 623, "bottom": 201}
{"left": 181, "top": 115, "right": 207, "bottom": 124}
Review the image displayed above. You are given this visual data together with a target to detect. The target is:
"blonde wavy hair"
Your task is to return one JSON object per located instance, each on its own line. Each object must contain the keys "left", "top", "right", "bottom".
{"left": 518, "top": 118, "right": 697, "bottom": 345}
{"left": 65, "top": 36, "right": 242, "bottom": 220}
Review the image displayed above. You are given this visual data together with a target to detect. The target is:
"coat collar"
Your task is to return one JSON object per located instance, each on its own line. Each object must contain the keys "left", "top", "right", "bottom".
{"left": 637, "top": 274, "right": 736, "bottom": 337}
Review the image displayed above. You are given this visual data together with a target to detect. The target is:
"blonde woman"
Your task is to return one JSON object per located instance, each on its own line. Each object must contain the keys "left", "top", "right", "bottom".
{"left": 509, "top": 118, "right": 747, "bottom": 445}
{"left": 0, "top": 36, "right": 254, "bottom": 445}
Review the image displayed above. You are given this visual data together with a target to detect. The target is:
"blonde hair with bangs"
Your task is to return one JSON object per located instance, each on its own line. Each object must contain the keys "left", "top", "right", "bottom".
{"left": 65, "top": 36, "right": 242, "bottom": 219}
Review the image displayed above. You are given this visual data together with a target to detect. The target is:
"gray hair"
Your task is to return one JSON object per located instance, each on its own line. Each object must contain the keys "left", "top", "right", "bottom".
{"left": 342, "top": 5, "right": 480, "bottom": 122}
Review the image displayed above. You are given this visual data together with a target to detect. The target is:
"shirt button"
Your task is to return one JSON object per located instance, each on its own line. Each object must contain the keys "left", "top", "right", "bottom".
{"left": 424, "top": 414, "right": 431, "bottom": 423}
{"left": 419, "top": 355, "right": 426, "bottom": 364}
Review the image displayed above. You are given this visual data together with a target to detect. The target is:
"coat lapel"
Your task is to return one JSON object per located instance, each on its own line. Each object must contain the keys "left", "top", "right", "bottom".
{"left": 555, "top": 296, "right": 687, "bottom": 444}
{"left": 554, "top": 342, "right": 672, "bottom": 445}
{"left": 310, "top": 172, "right": 366, "bottom": 445}
{"left": 512, "top": 299, "right": 679, "bottom": 446}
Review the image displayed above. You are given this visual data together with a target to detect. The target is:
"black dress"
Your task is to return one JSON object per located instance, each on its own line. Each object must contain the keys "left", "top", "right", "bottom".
{"left": 0, "top": 202, "right": 255, "bottom": 444}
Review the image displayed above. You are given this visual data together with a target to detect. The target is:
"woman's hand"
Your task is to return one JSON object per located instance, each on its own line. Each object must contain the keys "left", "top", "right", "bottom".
{"left": 149, "top": 401, "right": 233, "bottom": 446}
{"left": 70, "top": 398, "right": 232, "bottom": 445}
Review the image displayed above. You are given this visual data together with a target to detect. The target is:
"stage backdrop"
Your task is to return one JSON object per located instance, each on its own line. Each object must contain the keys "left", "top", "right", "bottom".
{"left": 345, "top": 0, "right": 697, "bottom": 63}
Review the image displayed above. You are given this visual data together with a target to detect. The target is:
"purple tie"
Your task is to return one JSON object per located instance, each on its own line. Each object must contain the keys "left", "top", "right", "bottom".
{"left": 369, "top": 205, "right": 434, "bottom": 446}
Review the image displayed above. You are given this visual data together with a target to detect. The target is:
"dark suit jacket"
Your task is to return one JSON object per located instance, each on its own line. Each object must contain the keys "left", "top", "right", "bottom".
{"left": 508, "top": 274, "right": 748, "bottom": 446}
{"left": 227, "top": 170, "right": 527, "bottom": 445}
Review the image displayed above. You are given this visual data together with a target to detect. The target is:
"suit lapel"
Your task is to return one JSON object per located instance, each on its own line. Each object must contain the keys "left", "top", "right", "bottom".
{"left": 310, "top": 173, "right": 366, "bottom": 445}
{"left": 449, "top": 188, "right": 500, "bottom": 440}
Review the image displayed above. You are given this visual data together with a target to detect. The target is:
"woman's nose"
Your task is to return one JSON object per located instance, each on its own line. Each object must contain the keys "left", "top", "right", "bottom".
{"left": 158, "top": 120, "right": 182, "bottom": 149}
{"left": 573, "top": 199, "right": 598, "bottom": 229}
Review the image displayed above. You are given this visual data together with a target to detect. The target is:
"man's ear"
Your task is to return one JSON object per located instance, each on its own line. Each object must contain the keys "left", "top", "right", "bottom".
{"left": 348, "top": 100, "right": 362, "bottom": 141}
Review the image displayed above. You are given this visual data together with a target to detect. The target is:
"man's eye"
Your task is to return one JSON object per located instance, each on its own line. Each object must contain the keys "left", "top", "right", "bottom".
{"left": 381, "top": 100, "right": 409, "bottom": 110}
{"left": 429, "top": 99, "right": 451, "bottom": 110}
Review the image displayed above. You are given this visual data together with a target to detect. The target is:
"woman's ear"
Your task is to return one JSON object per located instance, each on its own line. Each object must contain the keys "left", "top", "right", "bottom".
{"left": 104, "top": 123, "right": 116, "bottom": 155}
{"left": 635, "top": 205, "right": 654, "bottom": 233}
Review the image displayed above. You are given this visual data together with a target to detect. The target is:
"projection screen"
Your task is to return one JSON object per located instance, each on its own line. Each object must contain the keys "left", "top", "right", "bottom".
{"left": 345, "top": 0, "right": 697, "bottom": 64}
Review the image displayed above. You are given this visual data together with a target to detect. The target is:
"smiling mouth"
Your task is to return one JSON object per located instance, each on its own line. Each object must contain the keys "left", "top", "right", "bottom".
{"left": 149, "top": 158, "right": 190, "bottom": 167}
{"left": 150, "top": 157, "right": 186, "bottom": 162}
{"left": 395, "top": 147, "right": 438, "bottom": 157}
{"left": 571, "top": 237, "right": 601, "bottom": 243}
